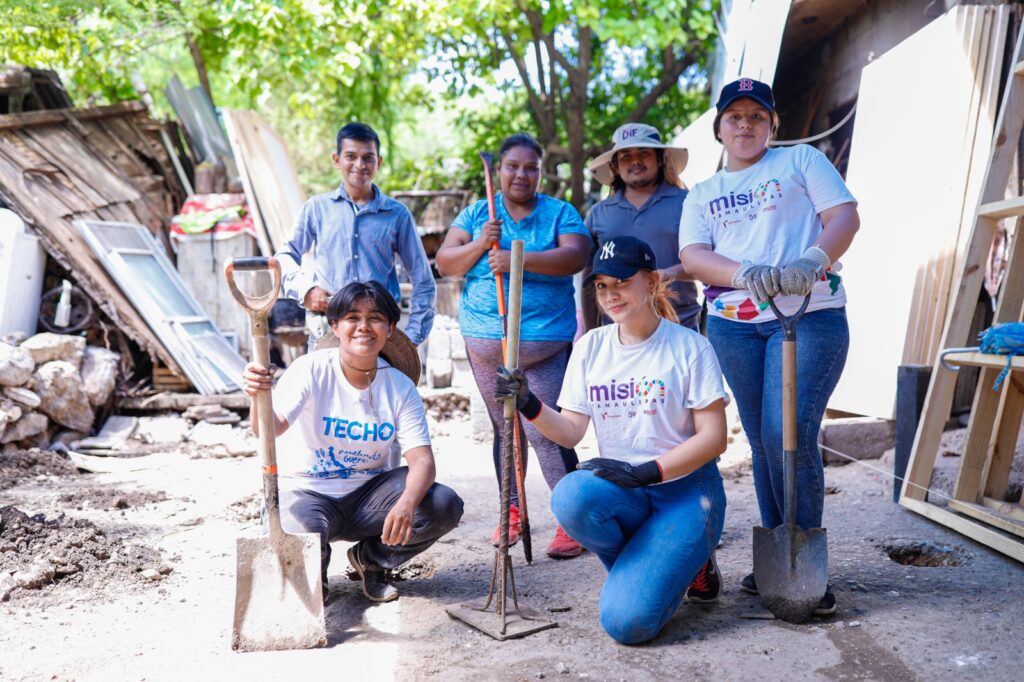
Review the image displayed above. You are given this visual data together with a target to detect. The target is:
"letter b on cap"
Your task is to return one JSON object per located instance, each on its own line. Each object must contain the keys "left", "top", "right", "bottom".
{"left": 738, "top": 78, "right": 754, "bottom": 92}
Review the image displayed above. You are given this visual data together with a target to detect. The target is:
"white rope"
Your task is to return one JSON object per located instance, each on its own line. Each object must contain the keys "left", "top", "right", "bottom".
{"left": 816, "top": 441, "right": 959, "bottom": 504}
{"left": 769, "top": 102, "right": 859, "bottom": 147}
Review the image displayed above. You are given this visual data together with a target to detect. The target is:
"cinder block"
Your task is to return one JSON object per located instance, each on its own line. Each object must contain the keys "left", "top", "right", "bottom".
{"left": 427, "top": 357, "right": 453, "bottom": 389}
{"left": 470, "top": 389, "right": 492, "bottom": 442}
{"left": 819, "top": 417, "right": 895, "bottom": 465}
{"left": 450, "top": 332, "right": 467, "bottom": 360}
{"left": 427, "top": 328, "right": 451, "bottom": 360}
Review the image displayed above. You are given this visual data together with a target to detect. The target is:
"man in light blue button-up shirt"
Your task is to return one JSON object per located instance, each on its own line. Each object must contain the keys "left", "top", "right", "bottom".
{"left": 276, "top": 123, "right": 435, "bottom": 345}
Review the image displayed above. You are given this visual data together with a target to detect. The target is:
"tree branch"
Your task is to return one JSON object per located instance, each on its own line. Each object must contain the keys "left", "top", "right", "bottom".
{"left": 625, "top": 45, "right": 698, "bottom": 123}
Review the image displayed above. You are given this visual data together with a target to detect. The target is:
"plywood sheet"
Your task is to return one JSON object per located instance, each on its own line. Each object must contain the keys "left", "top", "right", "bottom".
{"left": 832, "top": 5, "right": 1007, "bottom": 418}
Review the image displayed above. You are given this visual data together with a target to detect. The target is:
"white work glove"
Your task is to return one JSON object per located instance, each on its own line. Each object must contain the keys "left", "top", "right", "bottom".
{"left": 731, "top": 261, "right": 782, "bottom": 305}
{"left": 780, "top": 246, "right": 830, "bottom": 297}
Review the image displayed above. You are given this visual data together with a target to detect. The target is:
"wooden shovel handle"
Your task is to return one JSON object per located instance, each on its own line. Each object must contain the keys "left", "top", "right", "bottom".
{"left": 224, "top": 257, "right": 282, "bottom": 316}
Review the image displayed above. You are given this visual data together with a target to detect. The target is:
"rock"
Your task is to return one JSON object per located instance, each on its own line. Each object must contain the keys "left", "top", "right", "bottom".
{"left": 136, "top": 416, "right": 189, "bottom": 444}
{"left": 76, "top": 416, "right": 138, "bottom": 450}
{"left": 819, "top": 417, "right": 895, "bottom": 465}
{"left": 0, "top": 398, "right": 22, "bottom": 425}
{"left": 0, "top": 573, "right": 15, "bottom": 601}
{"left": 21, "top": 333, "right": 86, "bottom": 369}
{"left": 557, "top": 662, "right": 571, "bottom": 675}
{"left": 849, "top": 620, "right": 862, "bottom": 627}
{"left": 0, "top": 342, "right": 35, "bottom": 386}
{"left": 13, "top": 561, "right": 55, "bottom": 590}
{"left": 140, "top": 568, "right": 162, "bottom": 582}
{"left": 188, "top": 421, "right": 235, "bottom": 447}
{"left": 33, "top": 361, "right": 94, "bottom": 432}
{"left": 224, "top": 431, "right": 257, "bottom": 456}
{"left": 3, "top": 386, "right": 41, "bottom": 408}
{"left": 0, "top": 412, "right": 48, "bottom": 444}
{"left": 427, "top": 358, "right": 454, "bottom": 389}
{"left": 1, "top": 331, "right": 27, "bottom": 346}
{"left": 80, "top": 346, "right": 120, "bottom": 406}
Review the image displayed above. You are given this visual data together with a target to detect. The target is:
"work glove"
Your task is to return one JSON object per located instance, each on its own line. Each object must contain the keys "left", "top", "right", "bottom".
{"left": 577, "top": 458, "right": 662, "bottom": 488}
{"left": 731, "top": 261, "right": 782, "bottom": 305}
{"left": 780, "top": 246, "right": 830, "bottom": 297}
{"left": 495, "top": 367, "right": 542, "bottom": 420}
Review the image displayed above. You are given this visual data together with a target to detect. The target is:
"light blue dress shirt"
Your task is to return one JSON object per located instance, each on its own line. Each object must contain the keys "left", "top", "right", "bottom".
{"left": 276, "top": 183, "right": 435, "bottom": 345}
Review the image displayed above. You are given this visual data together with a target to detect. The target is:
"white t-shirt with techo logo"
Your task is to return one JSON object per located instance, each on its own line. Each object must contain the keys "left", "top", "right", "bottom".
{"left": 557, "top": 319, "right": 728, "bottom": 479}
{"left": 678, "top": 144, "right": 857, "bottom": 323}
{"left": 272, "top": 349, "right": 431, "bottom": 498}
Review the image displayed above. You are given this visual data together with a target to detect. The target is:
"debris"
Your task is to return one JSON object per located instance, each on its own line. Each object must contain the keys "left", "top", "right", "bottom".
{"left": 80, "top": 346, "right": 120, "bottom": 406}
{"left": 136, "top": 416, "right": 189, "bottom": 445}
{"left": 188, "top": 421, "right": 235, "bottom": 447}
{"left": 557, "top": 662, "right": 571, "bottom": 675}
{"left": 882, "top": 541, "right": 968, "bottom": 567}
{"left": 3, "top": 386, "right": 41, "bottom": 409}
{"left": 33, "top": 361, "right": 94, "bottom": 432}
{"left": 849, "top": 620, "right": 862, "bottom": 627}
{"left": 19, "top": 333, "right": 86, "bottom": 370}
{"left": 0, "top": 342, "right": 34, "bottom": 386}
{"left": 77, "top": 416, "right": 139, "bottom": 451}
{"left": 140, "top": 568, "right": 162, "bottom": 582}
{"left": 66, "top": 450, "right": 179, "bottom": 473}
{"left": 548, "top": 605, "right": 572, "bottom": 613}
{"left": 0, "top": 449, "right": 76, "bottom": 489}
{"left": 422, "top": 393, "right": 470, "bottom": 422}
{"left": 0, "top": 413, "right": 48, "bottom": 445}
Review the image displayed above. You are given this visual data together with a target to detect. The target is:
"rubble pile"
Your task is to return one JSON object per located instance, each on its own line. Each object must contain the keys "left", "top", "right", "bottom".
{"left": 0, "top": 333, "right": 119, "bottom": 452}
{"left": 0, "top": 448, "right": 78, "bottom": 490}
{"left": 422, "top": 392, "right": 471, "bottom": 422}
{"left": 0, "top": 505, "right": 166, "bottom": 602}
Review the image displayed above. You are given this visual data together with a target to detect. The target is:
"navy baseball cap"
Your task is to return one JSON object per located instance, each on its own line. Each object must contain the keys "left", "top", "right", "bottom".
{"left": 716, "top": 78, "right": 775, "bottom": 112}
{"left": 586, "top": 236, "right": 657, "bottom": 284}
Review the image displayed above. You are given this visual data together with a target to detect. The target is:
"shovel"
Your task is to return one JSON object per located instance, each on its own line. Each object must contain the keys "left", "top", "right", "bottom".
{"left": 752, "top": 294, "right": 828, "bottom": 624}
{"left": 225, "top": 257, "right": 327, "bottom": 652}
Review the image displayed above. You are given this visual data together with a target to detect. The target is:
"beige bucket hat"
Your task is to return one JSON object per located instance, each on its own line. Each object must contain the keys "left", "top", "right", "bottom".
{"left": 314, "top": 326, "right": 421, "bottom": 384}
{"left": 589, "top": 123, "right": 688, "bottom": 186}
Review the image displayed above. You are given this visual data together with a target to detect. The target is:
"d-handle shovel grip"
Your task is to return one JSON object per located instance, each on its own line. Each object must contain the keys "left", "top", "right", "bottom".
{"left": 224, "top": 257, "right": 282, "bottom": 316}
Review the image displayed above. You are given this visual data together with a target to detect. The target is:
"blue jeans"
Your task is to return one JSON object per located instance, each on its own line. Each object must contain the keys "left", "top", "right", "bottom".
{"left": 706, "top": 307, "right": 849, "bottom": 530}
{"left": 550, "top": 464, "right": 726, "bottom": 645}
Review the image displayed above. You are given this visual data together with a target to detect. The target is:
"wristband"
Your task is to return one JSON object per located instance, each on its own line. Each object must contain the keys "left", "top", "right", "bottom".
{"left": 635, "top": 459, "right": 663, "bottom": 485}
{"left": 520, "top": 391, "right": 542, "bottom": 421}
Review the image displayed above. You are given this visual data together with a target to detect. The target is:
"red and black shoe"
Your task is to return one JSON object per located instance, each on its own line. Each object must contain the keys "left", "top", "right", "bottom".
{"left": 686, "top": 552, "right": 721, "bottom": 604}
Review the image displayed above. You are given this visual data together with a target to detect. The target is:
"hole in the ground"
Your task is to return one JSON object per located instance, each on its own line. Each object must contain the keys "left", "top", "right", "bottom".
{"left": 881, "top": 541, "right": 967, "bottom": 567}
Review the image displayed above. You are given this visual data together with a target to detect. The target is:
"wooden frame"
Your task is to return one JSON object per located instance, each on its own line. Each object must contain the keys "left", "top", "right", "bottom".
{"left": 900, "top": 20, "right": 1024, "bottom": 563}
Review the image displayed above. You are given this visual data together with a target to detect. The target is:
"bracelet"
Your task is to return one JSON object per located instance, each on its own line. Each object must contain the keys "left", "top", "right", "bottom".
{"left": 520, "top": 392, "right": 542, "bottom": 421}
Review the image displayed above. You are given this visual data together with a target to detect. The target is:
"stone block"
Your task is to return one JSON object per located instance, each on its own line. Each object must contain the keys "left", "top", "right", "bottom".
{"left": 21, "top": 333, "right": 86, "bottom": 369}
{"left": 80, "top": 346, "right": 120, "bottom": 406}
{"left": 427, "top": 358, "right": 453, "bottom": 389}
{"left": 819, "top": 417, "right": 895, "bottom": 465}
{"left": 33, "top": 361, "right": 93, "bottom": 432}
{"left": 0, "top": 342, "right": 34, "bottom": 386}
{"left": 0, "top": 411, "right": 48, "bottom": 444}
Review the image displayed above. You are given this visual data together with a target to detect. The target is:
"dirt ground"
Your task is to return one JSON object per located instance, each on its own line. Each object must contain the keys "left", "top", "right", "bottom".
{"left": 1, "top": 400, "right": 1022, "bottom": 681}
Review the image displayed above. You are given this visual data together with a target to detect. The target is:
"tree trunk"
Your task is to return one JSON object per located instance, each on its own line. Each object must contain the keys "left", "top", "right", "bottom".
{"left": 186, "top": 33, "right": 214, "bottom": 105}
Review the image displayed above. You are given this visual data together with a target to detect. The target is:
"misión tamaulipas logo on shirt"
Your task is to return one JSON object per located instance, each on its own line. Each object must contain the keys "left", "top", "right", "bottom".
{"left": 588, "top": 377, "right": 667, "bottom": 407}
{"left": 707, "top": 178, "right": 783, "bottom": 224}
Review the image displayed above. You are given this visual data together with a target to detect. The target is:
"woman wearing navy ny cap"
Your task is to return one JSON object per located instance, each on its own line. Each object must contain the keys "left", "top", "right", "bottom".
{"left": 679, "top": 78, "right": 860, "bottom": 615}
{"left": 496, "top": 235, "right": 729, "bottom": 644}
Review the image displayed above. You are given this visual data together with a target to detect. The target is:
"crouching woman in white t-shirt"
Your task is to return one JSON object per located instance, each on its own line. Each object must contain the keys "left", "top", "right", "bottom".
{"left": 242, "top": 281, "right": 464, "bottom": 604}
{"left": 496, "top": 236, "right": 729, "bottom": 644}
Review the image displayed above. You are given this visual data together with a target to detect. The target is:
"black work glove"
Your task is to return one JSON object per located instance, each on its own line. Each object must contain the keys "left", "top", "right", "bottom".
{"left": 577, "top": 458, "right": 662, "bottom": 488}
{"left": 494, "top": 367, "right": 542, "bottom": 420}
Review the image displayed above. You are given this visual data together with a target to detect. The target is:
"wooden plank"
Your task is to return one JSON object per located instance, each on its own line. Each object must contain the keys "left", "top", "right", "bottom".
{"left": 979, "top": 195, "right": 1024, "bottom": 218}
{"left": 117, "top": 391, "right": 250, "bottom": 412}
{"left": 947, "top": 499, "right": 1024, "bottom": 540}
{"left": 943, "top": 352, "right": 1024, "bottom": 371}
{"left": 0, "top": 101, "right": 147, "bottom": 131}
{"left": 952, "top": 365, "right": 1004, "bottom": 502}
{"left": 0, "top": 131, "right": 98, "bottom": 214}
{"left": 985, "top": 373, "right": 1024, "bottom": 500}
{"left": 982, "top": 496, "right": 1024, "bottom": 523}
{"left": 902, "top": 18, "right": 1024, "bottom": 501}
{"left": 22, "top": 125, "right": 141, "bottom": 205}
{"left": 222, "top": 112, "right": 273, "bottom": 256}
{"left": 899, "top": 496, "right": 1024, "bottom": 562}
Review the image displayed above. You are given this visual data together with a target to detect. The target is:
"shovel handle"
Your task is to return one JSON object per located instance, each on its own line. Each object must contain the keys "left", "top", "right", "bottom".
{"left": 224, "top": 257, "right": 284, "bottom": 535}
{"left": 224, "top": 257, "right": 282, "bottom": 317}
{"left": 767, "top": 295, "right": 811, "bottom": 529}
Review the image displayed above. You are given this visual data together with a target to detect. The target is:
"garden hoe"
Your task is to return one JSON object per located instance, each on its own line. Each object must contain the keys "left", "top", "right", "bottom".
{"left": 752, "top": 294, "right": 829, "bottom": 624}
{"left": 225, "top": 257, "right": 327, "bottom": 652}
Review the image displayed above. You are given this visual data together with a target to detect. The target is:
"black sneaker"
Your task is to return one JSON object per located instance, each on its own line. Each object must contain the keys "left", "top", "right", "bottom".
{"left": 686, "top": 553, "right": 721, "bottom": 604}
{"left": 347, "top": 544, "right": 399, "bottom": 603}
{"left": 740, "top": 572, "right": 758, "bottom": 595}
{"left": 814, "top": 589, "right": 837, "bottom": 616}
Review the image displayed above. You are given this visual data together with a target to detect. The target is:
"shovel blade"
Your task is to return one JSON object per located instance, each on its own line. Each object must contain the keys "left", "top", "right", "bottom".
{"left": 752, "top": 524, "right": 828, "bottom": 623}
{"left": 232, "top": 532, "right": 327, "bottom": 652}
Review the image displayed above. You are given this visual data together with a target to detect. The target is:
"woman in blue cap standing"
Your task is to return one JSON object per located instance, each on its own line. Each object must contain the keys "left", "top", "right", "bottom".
{"left": 679, "top": 78, "right": 861, "bottom": 615}
{"left": 496, "top": 235, "right": 729, "bottom": 644}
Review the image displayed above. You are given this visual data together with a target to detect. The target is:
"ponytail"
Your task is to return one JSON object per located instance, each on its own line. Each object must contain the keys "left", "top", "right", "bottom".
{"left": 653, "top": 276, "right": 679, "bottom": 324}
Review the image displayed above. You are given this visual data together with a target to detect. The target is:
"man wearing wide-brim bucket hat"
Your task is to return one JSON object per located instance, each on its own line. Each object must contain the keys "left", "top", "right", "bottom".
{"left": 583, "top": 123, "right": 701, "bottom": 331}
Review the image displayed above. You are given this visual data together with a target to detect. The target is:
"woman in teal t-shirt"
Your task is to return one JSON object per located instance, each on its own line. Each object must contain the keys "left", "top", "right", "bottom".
{"left": 436, "top": 133, "right": 590, "bottom": 559}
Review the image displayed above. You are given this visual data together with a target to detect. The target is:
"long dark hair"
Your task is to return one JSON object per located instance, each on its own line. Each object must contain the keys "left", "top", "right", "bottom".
{"left": 326, "top": 281, "right": 400, "bottom": 326}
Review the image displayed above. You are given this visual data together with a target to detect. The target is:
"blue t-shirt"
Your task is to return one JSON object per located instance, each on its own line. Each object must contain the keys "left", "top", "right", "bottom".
{"left": 453, "top": 193, "right": 587, "bottom": 341}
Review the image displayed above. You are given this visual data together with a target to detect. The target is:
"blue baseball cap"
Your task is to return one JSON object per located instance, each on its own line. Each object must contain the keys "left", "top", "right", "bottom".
{"left": 716, "top": 78, "right": 775, "bottom": 112}
{"left": 585, "top": 236, "right": 657, "bottom": 284}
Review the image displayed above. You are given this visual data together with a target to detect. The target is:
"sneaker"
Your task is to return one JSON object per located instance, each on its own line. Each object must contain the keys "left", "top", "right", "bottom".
{"left": 740, "top": 572, "right": 758, "bottom": 595}
{"left": 546, "top": 526, "right": 583, "bottom": 559}
{"left": 491, "top": 504, "right": 522, "bottom": 547}
{"left": 347, "top": 544, "right": 399, "bottom": 603}
{"left": 686, "top": 553, "right": 721, "bottom": 603}
{"left": 814, "top": 589, "right": 837, "bottom": 616}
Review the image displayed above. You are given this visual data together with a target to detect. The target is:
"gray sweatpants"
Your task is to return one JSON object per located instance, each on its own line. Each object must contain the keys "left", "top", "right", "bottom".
{"left": 277, "top": 467, "right": 464, "bottom": 583}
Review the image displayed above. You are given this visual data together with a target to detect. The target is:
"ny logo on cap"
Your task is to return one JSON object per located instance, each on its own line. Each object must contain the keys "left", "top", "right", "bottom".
{"left": 738, "top": 78, "right": 754, "bottom": 92}
{"left": 600, "top": 242, "right": 616, "bottom": 259}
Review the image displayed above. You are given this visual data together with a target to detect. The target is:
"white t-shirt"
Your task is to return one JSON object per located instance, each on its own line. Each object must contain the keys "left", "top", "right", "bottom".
{"left": 272, "top": 349, "right": 431, "bottom": 497}
{"left": 557, "top": 320, "right": 728, "bottom": 479}
{"left": 678, "top": 144, "right": 857, "bottom": 323}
